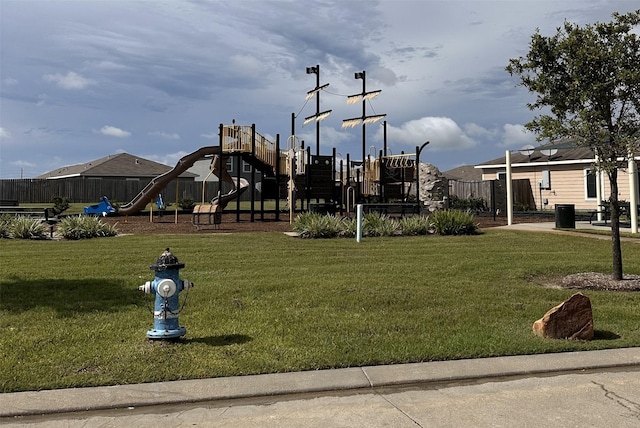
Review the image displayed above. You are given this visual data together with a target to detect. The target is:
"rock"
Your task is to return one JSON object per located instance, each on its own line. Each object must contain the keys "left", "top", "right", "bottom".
{"left": 532, "top": 292, "right": 594, "bottom": 340}
{"left": 418, "top": 163, "right": 449, "bottom": 212}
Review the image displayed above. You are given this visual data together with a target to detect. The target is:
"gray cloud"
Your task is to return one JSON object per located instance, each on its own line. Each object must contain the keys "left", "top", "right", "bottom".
{"left": 1, "top": 0, "right": 637, "bottom": 178}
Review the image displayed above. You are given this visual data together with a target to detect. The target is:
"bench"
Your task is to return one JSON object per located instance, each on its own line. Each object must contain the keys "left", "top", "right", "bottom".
{"left": 0, "top": 206, "right": 49, "bottom": 218}
{"left": 192, "top": 204, "right": 222, "bottom": 227}
{"left": 588, "top": 209, "right": 609, "bottom": 224}
{"left": 588, "top": 203, "right": 640, "bottom": 224}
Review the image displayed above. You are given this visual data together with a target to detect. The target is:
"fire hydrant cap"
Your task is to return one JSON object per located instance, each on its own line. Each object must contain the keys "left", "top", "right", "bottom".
{"left": 150, "top": 248, "right": 185, "bottom": 271}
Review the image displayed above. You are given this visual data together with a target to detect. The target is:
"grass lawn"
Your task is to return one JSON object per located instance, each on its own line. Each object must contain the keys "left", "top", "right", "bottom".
{"left": 1, "top": 229, "right": 639, "bottom": 393}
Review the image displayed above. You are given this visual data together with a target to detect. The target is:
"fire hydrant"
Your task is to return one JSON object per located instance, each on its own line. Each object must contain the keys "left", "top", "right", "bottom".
{"left": 139, "top": 248, "right": 193, "bottom": 339}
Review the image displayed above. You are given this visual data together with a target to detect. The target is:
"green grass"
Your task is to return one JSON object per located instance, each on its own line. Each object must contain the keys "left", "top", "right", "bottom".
{"left": 1, "top": 230, "right": 639, "bottom": 392}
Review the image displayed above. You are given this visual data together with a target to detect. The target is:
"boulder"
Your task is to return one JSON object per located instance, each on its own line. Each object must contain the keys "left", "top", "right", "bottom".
{"left": 532, "top": 292, "right": 594, "bottom": 340}
{"left": 418, "top": 163, "right": 449, "bottom": 212}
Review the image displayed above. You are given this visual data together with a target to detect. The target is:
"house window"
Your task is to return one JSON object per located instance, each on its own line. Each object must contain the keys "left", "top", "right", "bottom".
{"left": 226, "top": 158, "right": 233, "bottom": 173}
{"left": 585, "top": 169, "right": 597, "bottom": 199}
{"left": 243, "top": 161, "right": 252, "bottom": 173}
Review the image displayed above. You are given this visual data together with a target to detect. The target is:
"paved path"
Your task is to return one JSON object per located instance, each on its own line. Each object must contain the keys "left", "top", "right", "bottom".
{"left": 496, "top": 220, "right": 640, "bottom": 242}
{"left": 2, "top": 348, "right": 640, "bottom": 427}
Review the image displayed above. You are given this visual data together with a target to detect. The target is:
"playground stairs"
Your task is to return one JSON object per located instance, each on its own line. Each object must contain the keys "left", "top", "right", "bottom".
{"left": 220, "top": 124, "right": 287, "bottom": 178}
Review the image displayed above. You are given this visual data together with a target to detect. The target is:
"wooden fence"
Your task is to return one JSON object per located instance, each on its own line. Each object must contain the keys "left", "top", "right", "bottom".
{"left": 449, "top": 179, "right": 536, "bottom": 212}
{"left": 0, "top": 178, "right": 254, "bottom": 205}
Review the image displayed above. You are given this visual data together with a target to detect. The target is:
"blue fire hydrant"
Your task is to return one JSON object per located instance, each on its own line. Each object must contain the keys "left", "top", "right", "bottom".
{"left": 139, "top": 248, "right": 193, "bottom": 339}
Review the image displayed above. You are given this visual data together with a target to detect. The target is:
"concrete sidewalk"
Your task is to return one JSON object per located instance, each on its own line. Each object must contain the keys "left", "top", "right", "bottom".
{"left": 496, "top": 220, "right": 640, "bottom": 241}
{"left": 2, "top": 348, "right": 640, "bottom": 418}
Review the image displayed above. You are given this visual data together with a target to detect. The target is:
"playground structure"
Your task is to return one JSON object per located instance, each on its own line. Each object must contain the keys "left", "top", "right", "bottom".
{"left": 113, "top": 122, "right": 423, "bottom": 222}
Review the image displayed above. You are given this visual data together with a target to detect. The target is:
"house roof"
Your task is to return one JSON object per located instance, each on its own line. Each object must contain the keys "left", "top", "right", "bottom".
{"left": 37, "top": 153, "right": 196, "bottom": 179}
{"left": 443, "top": 165, "right": 483, "bottom": 181}
{"left": 476, "top": 139, "right": 595, "bottom": 169}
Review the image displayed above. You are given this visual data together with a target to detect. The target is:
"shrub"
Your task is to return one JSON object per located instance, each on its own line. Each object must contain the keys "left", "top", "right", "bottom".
{"left": 58, "top": 216, "right": 118, "bottom": 240}
{"left": 10, "top": 216, "right": 48, "bottom": 240}
{"left": 429, "top": 209, "right": 480, "bottom": 236}
{"left": 179, "top": 198, "right": 196, "bottom": 210}
{"left": 50, "top": 196, "right": 71, "bottom": 215}
{"left": 399, "top": 215, "right": 432, "bottom": 236}
{"left": 449, "top": 195, "right": 487, "bottom": 211}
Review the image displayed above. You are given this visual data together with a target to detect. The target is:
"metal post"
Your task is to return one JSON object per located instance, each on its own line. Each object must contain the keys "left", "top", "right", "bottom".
{"left": 356, "top": 204, "right": 363, "bottom": 242}
{"left": 315, "top": 66, "right": 320, "bottom": 156}
{"left": 506, "top": 150, "right": 513, "bottom": 226}
{"left": 629, "top": 156, "right": 638, "bottom": 234}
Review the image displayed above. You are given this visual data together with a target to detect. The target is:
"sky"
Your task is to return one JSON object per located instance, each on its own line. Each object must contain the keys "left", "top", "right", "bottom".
{"left": 1, "top": 0, "right": 639, "bottom": 179}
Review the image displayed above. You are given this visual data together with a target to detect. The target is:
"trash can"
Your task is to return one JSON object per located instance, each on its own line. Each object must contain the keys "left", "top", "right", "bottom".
{"left": 555, "top": 204, "right": 575, "bottom": 228}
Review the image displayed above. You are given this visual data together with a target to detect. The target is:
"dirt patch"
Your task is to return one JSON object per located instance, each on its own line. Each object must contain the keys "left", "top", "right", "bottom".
{"left": 531, "top": 272, "right": 640, "bottom": 292}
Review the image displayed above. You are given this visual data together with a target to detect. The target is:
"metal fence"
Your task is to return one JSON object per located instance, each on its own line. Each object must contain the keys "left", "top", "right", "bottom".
{"left": 0, "top": 178, "right": 253, "bottom": 204}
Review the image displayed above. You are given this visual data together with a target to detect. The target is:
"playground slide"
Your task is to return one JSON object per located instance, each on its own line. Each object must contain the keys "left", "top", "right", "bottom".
{"left": 211, "top": 177, "right": 250, "bottom": 209}
{"left": 118, "top": 146, "right": 229, "bottom": 216}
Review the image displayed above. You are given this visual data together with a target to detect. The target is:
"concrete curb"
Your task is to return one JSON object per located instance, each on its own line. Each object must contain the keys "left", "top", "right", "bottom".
{"left": 2, "top": 347, "right": 639, "bottom": 418}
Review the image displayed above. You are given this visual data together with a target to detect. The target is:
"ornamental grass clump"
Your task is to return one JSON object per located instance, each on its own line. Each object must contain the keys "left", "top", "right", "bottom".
{"left": 292, "top": 212, "right": 343, "bottom": 238}
{"left": 429, "top": 209, "right": 479, "bottom": 235}
{"left": 9, "top": 216, "right": 48, "bottom": 240}
{"left": 338, "top": 216, "right": 358, "bottom": 238}
{"left": 399, "top": 215, "right": 432, "bottom": 236}
{"left": 58, "top": 215, "right": 118, "bottom": 240}
{"left": 363, "top": 212, "right": 400, "bottom": 237}
{"left": 0, "top": 214, "right": 12, "bottom": 238}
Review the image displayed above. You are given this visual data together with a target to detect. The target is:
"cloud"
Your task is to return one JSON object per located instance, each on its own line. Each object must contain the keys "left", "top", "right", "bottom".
{"left": 36, "top": 94, "right": 47, "bottom": 107}
{"left": 97, "top": 126, "right": 131, "bottom": 138}
{"left": 0, "top": 127, "right": 10, "bottom": 139}
{"left": 145, "top": 151, "right": 188, "bottom": 167}
{"left": 500, "top": 123, "right": 537, "bottom": 147}
{"left": 379, "top": 117, "right": 477, "bottom": 151}
{"left": 297, "top": 125, "right": 352, "bottom": 150}
{"left": 149, "top": 131, "right": 180, "bottom": 140}
{"left": 11, "top": 159, "right": 36, "bottom": 168}
{"left": 463, "top": 123, "right": 496, "bottom": 139}
{"left": 200, "top": 132, "right": 217, "bottom": 139}
{"left": 43, "top": 71, "right": 96, "bottom": 90}
{"left": 2, "top": 77, "right": 18, "bottom": 86}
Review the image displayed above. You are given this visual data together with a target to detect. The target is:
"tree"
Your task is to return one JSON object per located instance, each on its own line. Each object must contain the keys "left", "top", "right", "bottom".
{"left": 506, "top": 10, "right": 640, "bottom": 280}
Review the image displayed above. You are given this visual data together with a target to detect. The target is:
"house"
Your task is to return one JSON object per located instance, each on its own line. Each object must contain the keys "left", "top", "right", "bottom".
{"left": 32, "top": 153, "right": 197, "bottom": 204}
{"left": 475, "top": 140, "right": 639, "bottom": 211}
{"left": 443, "top": 165, "right": 483, "bottom": 182}
{"left": 37, "top": 152, "right": 195, "bottom": 180}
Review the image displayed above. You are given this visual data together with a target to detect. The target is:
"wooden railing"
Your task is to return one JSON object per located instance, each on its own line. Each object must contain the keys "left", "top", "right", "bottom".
{"left": 220, "top": 125, "right": 287, "bottom": 175}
